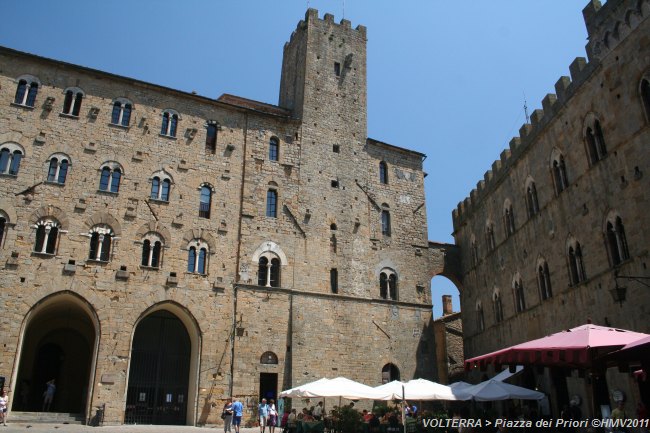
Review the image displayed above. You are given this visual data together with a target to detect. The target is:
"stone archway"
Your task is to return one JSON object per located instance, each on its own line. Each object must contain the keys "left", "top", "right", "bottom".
{"left": 13, "top": 292, "right": 99, "bottom": 415}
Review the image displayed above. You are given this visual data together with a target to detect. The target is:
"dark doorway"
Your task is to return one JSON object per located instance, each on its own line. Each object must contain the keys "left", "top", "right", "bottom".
{"left": 14, "top": 301, "right": 95, "bottom": 414}
{"left": 260, "top": 373, "right": 278, "bottom": 401}
{"left": 381, "top": 363, "right": 400, "bottom": 384}
{"left": 125, "top": 310, "right": 191, "bottom": 425}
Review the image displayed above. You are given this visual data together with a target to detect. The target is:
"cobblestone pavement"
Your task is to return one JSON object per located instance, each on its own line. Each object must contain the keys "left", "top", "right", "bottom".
{"left": 0, "top": 424, "right": 262, "bottom": 433}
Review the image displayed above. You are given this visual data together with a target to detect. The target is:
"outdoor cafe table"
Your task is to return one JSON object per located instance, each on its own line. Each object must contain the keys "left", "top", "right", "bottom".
{"left": 297, "top": 420, "right": 324, "bottom": 433}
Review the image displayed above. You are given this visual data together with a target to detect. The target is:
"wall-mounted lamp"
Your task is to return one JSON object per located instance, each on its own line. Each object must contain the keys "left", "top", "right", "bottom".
{"left": 612, "top": 271, "right": 650, "bottom": 306}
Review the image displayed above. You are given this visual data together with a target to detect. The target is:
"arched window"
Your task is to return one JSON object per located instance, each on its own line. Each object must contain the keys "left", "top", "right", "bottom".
{"left": 62, "top": 87, "right": 84, "bottom": 116}
{"left": 0, "top": 214, "right": 6, "bottom": 248}
{"left": 0, "top": 143, "right": 24, "bottom": 176}
{"left": 503, "top": 201, "right": 515, "bottom": 237}
{"left": 493, "top": 290, "right": 503, "bottom": 323}
{"left": 98, "top": 162, "right": 122, "bottom": 193}
{"left": 381, "top": 205, "right": 391, "bottom": 236}
{"left": 269, "top": 137, "right": 279, "bottom": 161}
{"left": 381, "top": 363, "right": 400, "bottom": 384}
{"left": 14, "top": 76, "right": 39, "bottom": 107}
{"left": 641, "top": 78, "right": 650, "bottom": 120}
{"left": 606, "top": 215, "right": 630, "bottom": 266}
{"left": 379, "top": 268, "right": 398, "bottom": 300}
{"left": 199, "top": 185, "right": 212, "bottom": 218}
{"left": 379, "top": 161, "right": 388, "bottom": 184}
{"left": 476, "top": 302, "right": 485, "bottom": 332}
{"left": 33, "top": 219, "right": 59, "bottom": 255}
{"left": 525, "top": 180, "right": 539, "bottom": 217}
{"left": 150, "top": 171, "right": 172, "bottom": 202}
{"left": 47, "top": 154, "right": 70, "bottom": 184}
{"left": 88, "top": 224, "right": 114, "bottom": 262}
{"left": 161, "top": 110, "right": 179, "bottom": 137}
{"left": 513, "top": 277, "right": 526, "bottom": 313}
{"left": 266, "top": 189, "right": 278, "bottom": 218}
{"left": 141, "top": 233, "right": 163, "bottom": 268}
{"left": 258, "top": 252, "right": 281, "bottom": 287}
{"left": 260, "top": 351, "right": 278, "bottom": 364}
{"left": 187, "top": 240, "right": 208, "bottom": 274}
{"left": 568, "top": 240, "right": 587, "bottom": 286}
{"left": 538, "top": 260, "right": 552, "bottom": 300}
{"left": 551, "top": 154, "right": 569, "bottom": 195}
{"left": 585, "top": 118, "right": 607, "bottom": 164}
{"left": 111, "top": 98, "right": 132, "bottom": 126}
{"left": 485, "top": 222, "right": 496, "bottom": 252}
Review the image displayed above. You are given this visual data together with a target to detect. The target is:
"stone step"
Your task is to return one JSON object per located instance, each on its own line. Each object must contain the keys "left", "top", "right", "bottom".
{"left": 8, "top": 411, "right": 85, "bottom": 424}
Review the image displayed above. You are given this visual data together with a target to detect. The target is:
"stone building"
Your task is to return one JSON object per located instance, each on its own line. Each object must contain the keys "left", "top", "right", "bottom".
{"left": 433, "top": 295, "right": 464, "bottom": 384}
{"left": 452, "top": 0, "right": 650, "bottom": 416}
{"left": 0, "top": 9, "right": 457, "bottom": 426}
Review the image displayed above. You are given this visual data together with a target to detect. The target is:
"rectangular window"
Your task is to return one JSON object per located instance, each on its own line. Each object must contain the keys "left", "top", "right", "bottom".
{"left": 266, "top": 190, "right": 277, "bottom": 218}
{"left": 331, "top": 180, "right": 339, "bottom": 188}
{"left": 332, "top": 144, "right": 340, "bottom": 153}
{"left": 206, "top": 123, "right": 217, "bottom": 154}
{"left": 334, "top": 62, "right": 341, "bottom": 76}
{"left": 330, "top": 268, "right": 338, "bottom": 294}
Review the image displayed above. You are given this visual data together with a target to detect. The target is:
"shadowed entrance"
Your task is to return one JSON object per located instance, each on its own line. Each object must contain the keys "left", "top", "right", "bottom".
{"left": 125, "top": 310, "right": 191, "bottom": 425}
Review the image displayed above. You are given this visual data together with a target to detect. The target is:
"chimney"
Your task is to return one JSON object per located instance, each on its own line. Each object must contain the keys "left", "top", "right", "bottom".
{"left": 442, "top": 295, "right": 453, "bottom": 316}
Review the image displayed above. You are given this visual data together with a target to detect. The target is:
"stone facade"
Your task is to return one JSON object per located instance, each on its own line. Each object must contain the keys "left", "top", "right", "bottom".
{"left": 452, "top": 0, "right": 650, "bottom": 416}
{"left": 0, "top": 9, "right": 453, "bottom": 427}
{"left": 433, "top": 296, "right": 464, "bottom": 384}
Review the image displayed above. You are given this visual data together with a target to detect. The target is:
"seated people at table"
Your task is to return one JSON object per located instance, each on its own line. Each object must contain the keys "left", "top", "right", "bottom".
{"left": 362, "top": 410, "right": 372, "bottom": 422}
{"left": 287, "top": 409, "right": 298, "bottom": 433}
{"left": 313, "top": 402, "right": 323, "bottom": 420}
{"left": 368, "top": 413, "right": 381, "bottom": 433}
{"left": 386, "top": 413, "right": 400, "bottom": 433}
{"left": 301, "top": 408, "right": 315, "bottom": 421}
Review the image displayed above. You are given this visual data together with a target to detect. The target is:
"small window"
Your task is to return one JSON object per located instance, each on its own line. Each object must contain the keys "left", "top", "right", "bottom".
{"left": 0, "top": 215, "right": 6, "bottom": 247}
{"left": 47, "top": 154, "right": 70, "bottom": 184}
{"left": 503, "top": 202, "right": 515, "bottom": 237}
{"left": 330, "top": 268, "right": 338, "bottom": 294}
{"left": 568, "top": 241, "right": 587, "bottom": 285}
{"left": 552, "top": 155, "right": 569, "bottom": 195}
{"left": 332, "top": 144, "right": 340, "bottom": 153}
{"left": 513, "top": 278, "right": 526, "bottom": 313}
{"left": 161, "top": 110, "right": 179, "bottom": 137}
{"left": 331, "top": 179, "right": 339, "bottom": 188}
{"left": 526, "top": 181, "right": 539, "bottom": 217}
{"left": 269, "top": 137, "right": 279, "bottom": 162}
{"left": 258, "top": 253, "right": 281, "bottom": 287}
{"left": 14, "top": 76, "right": 39, "bottom": 107}
{"left": 260, "top": 351, "right": 279, "bottom": 365}
{"left": 62, "top": 88, "right": 84, "bottom": 116}
{"left": 199, "top": 185, "right": 212, "bottom": 218}
{"left": 379, "top": 161, "right": 388, "bottom": 185}
{"left": 470, "top": 236, "right": 479, "bottom": 267}
{"left": 485, "top": 223, "right": 496, "bottom": 252}
{"left": 381, "top": 207, "right": 391, "bottom": 237}
{"left": 150, "top": 172, "right": 172, "bottom": 202}
{"left": 0, "top": 143, "right": 24, "bottom": 176}
{"left": 98, "top": 163, "right": 122, "bottom": 193}
{"left": 111, "top": 98, "right": 132, "bottom": 127}
{"left": 606, "top": 215, "right": 630, "bottom": 266}
{"left": 266, "top": 189, "right": 278, "bottom": 218}
{"left": 493, "top": 291, "right": 504, "bottom": 323}
{"left": 33, "top": 219, "right": 59, "bottom": 255}
{"left": 187, "top": 240, "right": 208, "bottom": 274}
{"left": 538, "top": 261, "right": 552, "bottom": 300}
{"left": 206, "top": 122, "right": 218, "bottom": 154}
{"left": 88, "top": 225, "right": 114, "bottom": 262}
{"left": 476, "top": 303, "right": 485, "bottom": 332}
{"left": 585, "top": 119, "right": 607, "bottom": 164}
{"left": 379, "top": 268, "right": 397, "bottom": 300}
{"left": 334, "top": 62, "right": 341, "bottom": 77}
{"left": 141, "top": 233, "right": 164, "bottom": 268}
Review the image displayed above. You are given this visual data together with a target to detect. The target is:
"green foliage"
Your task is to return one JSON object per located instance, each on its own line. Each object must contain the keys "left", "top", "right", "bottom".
{"left": 336, "top": 405, "right": 363, "bottom": 433}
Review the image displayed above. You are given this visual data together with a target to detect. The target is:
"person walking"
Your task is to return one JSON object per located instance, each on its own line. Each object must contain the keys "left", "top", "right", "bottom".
{"left": 259, "top": 398, "right": 269, "bottom": 433}
{"left": 0, "top": 390, "right": 8, "bottom": 426}
{"left": 223, "top": 399, "right": 234, "bottom": 433}
{"left": 232, "top": 397, "right": 244, "bottom": 433}
{"left": 268, "top": 399, "right": 278, "bottom": 433}
{"left": 42, "top": 379, "right": 56, "bottom": 412}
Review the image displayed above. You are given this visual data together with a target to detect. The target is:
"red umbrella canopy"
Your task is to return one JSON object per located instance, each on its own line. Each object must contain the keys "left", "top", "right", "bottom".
{"left": 465, "top": 324, "right": 650, "bottom": 371}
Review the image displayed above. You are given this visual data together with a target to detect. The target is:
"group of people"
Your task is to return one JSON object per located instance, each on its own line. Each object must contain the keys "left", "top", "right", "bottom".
{"left": 0, "top": 378, "right": 56, "bottom": 427}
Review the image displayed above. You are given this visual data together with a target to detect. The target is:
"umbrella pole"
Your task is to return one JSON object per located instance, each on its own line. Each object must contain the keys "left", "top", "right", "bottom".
{"left": 402, "top": 385, "right": 406, "bottom": 433}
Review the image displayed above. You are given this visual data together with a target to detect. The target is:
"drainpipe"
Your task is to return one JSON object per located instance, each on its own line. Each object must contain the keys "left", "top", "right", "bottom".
{"left": 230, "top": 111, "right": 249, "bottom": 397}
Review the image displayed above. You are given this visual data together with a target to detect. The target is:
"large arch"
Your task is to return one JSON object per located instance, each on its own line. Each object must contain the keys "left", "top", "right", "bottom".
{"left": 124, "top": 302, "right": 201, "bottom": 426}
{"left": 11, "top": 291, "right": 100, "bottom": 419}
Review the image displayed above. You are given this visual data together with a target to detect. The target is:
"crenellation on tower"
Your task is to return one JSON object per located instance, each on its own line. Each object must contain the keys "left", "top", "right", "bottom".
{"left": 530, "top": 108, "right": 544, "bottom": 127}
{"left": 554, "top": 76, "right": 572, "bottom": 100}
{"left": 541, "top": 93, "right": 557, "bottom": 114}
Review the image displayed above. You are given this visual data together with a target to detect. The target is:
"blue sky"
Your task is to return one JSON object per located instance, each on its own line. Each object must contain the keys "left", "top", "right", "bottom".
{"left": 0, "top": 1, "right": 590, "bottom": 316}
